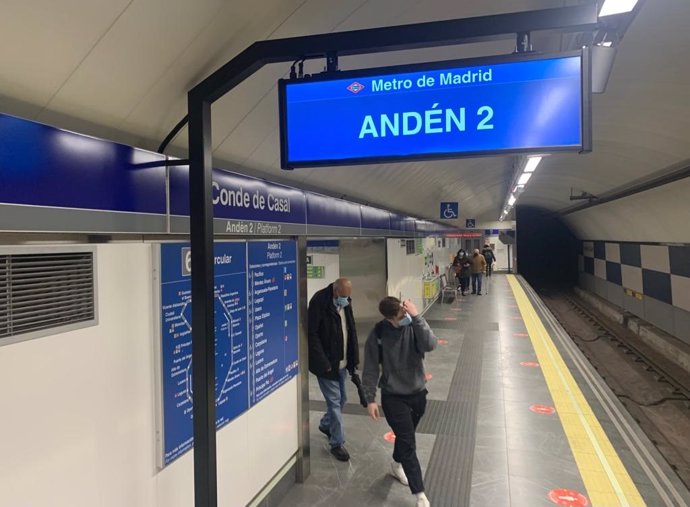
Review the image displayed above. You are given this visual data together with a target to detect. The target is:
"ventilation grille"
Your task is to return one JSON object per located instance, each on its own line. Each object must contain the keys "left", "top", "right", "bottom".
{"left": 0, "top": 252, "right": 95, "bottom": 340}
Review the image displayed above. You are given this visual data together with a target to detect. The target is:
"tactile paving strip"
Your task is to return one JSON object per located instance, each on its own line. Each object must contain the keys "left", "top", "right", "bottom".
{"left": 422, "top": 332, "right": 483, "bottom": 507}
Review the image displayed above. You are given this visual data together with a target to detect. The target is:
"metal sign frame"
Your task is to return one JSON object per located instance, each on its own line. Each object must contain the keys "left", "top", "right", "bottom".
{"left": 278, "top": 49, "right": 592, "bottom": 168}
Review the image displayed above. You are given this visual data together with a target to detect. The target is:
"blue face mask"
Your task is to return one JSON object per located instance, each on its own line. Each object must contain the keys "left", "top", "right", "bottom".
{"left": 398, "top": 313, "right": 413, "bottom": 327}
{"left": 336, "top": 296, "right": 350, "bottom": 307}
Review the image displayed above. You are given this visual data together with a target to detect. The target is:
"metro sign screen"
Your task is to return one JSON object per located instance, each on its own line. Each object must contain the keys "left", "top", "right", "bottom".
{"left": 278, "top": 50, "right": 591, "bottom": 168}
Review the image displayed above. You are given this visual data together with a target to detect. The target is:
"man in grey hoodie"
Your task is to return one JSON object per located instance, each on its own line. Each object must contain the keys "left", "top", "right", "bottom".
{"left": 362, "top": 296, "right": 437, "bottom": 507}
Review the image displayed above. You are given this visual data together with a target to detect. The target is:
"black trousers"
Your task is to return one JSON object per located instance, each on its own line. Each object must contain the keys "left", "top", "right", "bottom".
{"left": 381, "top": 390, "right": 427, "bottom": 494}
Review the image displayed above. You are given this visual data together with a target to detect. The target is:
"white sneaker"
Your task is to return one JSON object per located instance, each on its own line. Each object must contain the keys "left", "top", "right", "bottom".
{"left": 390, "top": 461, "right": 409, "bottom": 486}
{"left": 416, "top": 492, "right": 430, "bottom": 507}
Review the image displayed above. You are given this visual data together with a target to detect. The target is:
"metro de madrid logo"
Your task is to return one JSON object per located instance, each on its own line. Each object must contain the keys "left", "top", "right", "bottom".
{"left": 347, "top": 81, "right": 365, "bottom": 94}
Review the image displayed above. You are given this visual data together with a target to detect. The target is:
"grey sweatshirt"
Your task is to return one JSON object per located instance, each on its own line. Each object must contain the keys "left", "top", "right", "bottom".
{"left": 361, "top": 316, "right": 437, "bottom": 403}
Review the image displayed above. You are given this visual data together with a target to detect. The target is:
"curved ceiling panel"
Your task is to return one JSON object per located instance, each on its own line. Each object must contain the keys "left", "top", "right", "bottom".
{"left": 0, "top": 0, "right": 687, "bottom": 228}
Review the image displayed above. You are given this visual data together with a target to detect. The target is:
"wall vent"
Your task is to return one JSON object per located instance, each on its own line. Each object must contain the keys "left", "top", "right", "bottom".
{"left": 0, "top": 250, "right": 96, "bottom": 343}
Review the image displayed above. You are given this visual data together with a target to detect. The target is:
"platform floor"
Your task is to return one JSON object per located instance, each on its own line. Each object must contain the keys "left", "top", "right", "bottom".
{"left": 277, "top": 275, "right": 690, "bottom": 507}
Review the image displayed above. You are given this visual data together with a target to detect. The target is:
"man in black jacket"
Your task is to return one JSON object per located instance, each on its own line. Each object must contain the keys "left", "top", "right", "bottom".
{"left": 308, "top": 278, "right": 359, "bottom": 461}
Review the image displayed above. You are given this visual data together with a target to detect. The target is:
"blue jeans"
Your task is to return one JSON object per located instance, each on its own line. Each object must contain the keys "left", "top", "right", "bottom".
{"left": 471, "top": 273, "right": 483, "bottom": 293}
{"left": 317, "top": 368, "right": 348, "bottom": 448}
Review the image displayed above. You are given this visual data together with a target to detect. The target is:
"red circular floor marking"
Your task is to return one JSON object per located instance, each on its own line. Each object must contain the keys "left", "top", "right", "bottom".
{"left": 424, "top": 372, "right": 433, "bottom": 381}
{"left": 514, "top": 332, "right": 529, "bottom": 337}
{"left": 530, "top": 404, "right": 556, "bottom": 415}
{"left": 438, "top": 339, "right": 449, "bottom": 345}
{"left": 511, "top": 316, "right": 523, "bottom": 320}
{"left": 520, "top": 361, "right": 540, "bottom": 368}
{"left": 443, "top": 317, "right": 457, "bottom": 321}
{"left": 384, "top": 431, "right": 396, "bottom": 443}
{"left": 548, "top": 489, "right": 589, "bottom": 507}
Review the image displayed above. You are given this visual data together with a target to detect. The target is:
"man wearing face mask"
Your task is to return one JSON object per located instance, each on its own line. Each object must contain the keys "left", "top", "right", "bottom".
{"left": 362, "top": 297, "right": 437, "bottom": 507}
{"left": 307, "top": 278, "right": 359, "bottom": 461}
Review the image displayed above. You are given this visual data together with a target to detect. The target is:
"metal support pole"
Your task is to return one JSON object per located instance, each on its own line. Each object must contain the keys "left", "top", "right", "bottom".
{"left": 188, "top": 95, "right": 218, "bottom": 507}
{"left": 516, "top": 31, "right": 532, "bottom": 53}
{"left": 295, "top": 236, "right": 310, "bottom": 482}
{"left": 182, "top": 6, "right": 599, "bottom": 505}
{"left": 326, "top": 52, "right": 339, "bottom": 73}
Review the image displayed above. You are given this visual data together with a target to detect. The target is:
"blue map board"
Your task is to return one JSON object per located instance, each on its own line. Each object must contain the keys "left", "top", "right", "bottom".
{"left": 248, "top": 241, "right": 299, "bottom": 404}
{"left": 158, "top": 240, "right": 298, "bottom": 466}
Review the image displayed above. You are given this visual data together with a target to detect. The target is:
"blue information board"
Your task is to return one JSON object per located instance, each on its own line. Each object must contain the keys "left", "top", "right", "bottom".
{"left": 279, "top": 51, "right": 590, "bottom": 168}
{"left": 158, "top": 240, "right": 298, "bottom": 466}
{"left": 248, "top": 241, "right": 299, "bottom": 404}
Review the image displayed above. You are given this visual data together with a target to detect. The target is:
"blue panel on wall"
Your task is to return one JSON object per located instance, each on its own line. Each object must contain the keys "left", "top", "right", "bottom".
{"left": 593, "top": 241, "right": 606, "bottom": 260}
{"left": 390, "top": 214, "right": 416, "bottom": 232}
{"left": 584, "top": 256, "right": 594, "bottom": 275}
{"left": 360, "top": 205, "right": 391, "bottom": 230}
{"left": 642, "top": 269, "right": 672, "bottom": 305}
{"left": 620, "top": 243, "right": 641, "bottom": 267}
{"left": 160, "top": 242, "right": 248, "bottom": 466}
{"left": 606, "top": 261, "right": 622, "bottom": 286}
{"left": 169, "top": 166, "right": 306, "bottom": 224}
{"left": 0, "top": 113, "right": 166, "bottom": 213}
{"left": 669, "top": 245, "right": 690, "bottom": 277}
{"left": 306, "top": 192, "right": 361, "bottom": 228}
{"left": 159, "top": 240, "right": 299, "bottom": 466}
{"left": 247, "top": 241, "right": 299, "bottom": 404}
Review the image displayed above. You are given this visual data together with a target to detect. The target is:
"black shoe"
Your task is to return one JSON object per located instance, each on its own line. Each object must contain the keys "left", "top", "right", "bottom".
{"left": 318, "top": 426, "right": 331, "bottom": 438}
{"left": 471, "top": 291, "right": 476, "bottom": 294}
{"left": 477, "top": 293, "right": 482, "bottom": 296}
{"left": 330, "top": 446, "right": 350, "bottom": 461}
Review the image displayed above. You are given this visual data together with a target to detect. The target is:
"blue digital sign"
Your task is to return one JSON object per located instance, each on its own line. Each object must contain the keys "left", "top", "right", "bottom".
{"left": 279, "top": 51, "right": 590, "bottom": 168}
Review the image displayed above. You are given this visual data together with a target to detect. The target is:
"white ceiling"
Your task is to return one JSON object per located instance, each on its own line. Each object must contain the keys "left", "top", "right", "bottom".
{"left": 1, "top": 0, "right": 688, "bottom": 226}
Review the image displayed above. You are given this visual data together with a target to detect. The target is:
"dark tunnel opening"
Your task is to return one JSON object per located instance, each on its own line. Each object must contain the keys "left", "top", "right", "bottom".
{"left": 516, "top": 205, "right": 579, "bottom": 290}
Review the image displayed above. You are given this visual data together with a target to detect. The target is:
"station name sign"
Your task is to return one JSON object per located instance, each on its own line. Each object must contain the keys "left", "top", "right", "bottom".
{"left": 279, "top": 50, "right": 591, "bottom": 168}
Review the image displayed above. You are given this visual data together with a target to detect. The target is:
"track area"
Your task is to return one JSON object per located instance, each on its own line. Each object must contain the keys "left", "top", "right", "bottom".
{"left": 540, "top": 289, "right": 690, "bottom": 490}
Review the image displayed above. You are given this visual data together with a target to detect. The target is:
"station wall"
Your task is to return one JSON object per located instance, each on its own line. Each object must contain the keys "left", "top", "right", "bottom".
{"left": 0, "top": 242, "right": 297, "bottom": 507}
{"left": 567, "top": 178, "right": 690, "bottom": 345}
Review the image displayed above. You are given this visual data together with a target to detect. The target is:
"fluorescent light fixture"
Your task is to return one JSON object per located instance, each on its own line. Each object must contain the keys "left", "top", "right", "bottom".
{"left": 600, "top": 41, "right": 613, "bottom": 47}
{"left": 599, "top": 0, "right": 638, "bottom": 17}
{"left": 523, "top": 156, "right": 542, "bottom": 173}
{"left": 508, "top": 194, "right": 516, "bottom": 206}
{"left": 517, "top": 172, "right": 532, "bottom": 185}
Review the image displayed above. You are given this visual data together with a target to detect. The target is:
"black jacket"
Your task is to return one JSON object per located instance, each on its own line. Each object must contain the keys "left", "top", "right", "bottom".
{"left": 308, "top": 283, "right": 359, "bottom": 380}
{"left": 482, "top": 248, "right": 495, "bottom": 263}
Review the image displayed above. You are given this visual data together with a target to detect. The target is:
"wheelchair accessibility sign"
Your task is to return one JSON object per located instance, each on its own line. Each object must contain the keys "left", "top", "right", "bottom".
{"left": 440, "top": 202, "right": 459, "bottom": 219}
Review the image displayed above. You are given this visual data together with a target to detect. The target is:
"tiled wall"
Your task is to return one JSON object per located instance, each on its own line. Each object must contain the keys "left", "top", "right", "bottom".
{"left": 579, "top": 241, "right": 690, "bottom": 346}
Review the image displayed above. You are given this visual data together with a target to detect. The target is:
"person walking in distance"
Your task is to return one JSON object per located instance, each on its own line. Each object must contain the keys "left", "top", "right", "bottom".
{"left": 470, "top": 248, "right": 487, "bottom": 295}
{"left": 482, "top": 243, "right": 495, "bottom": 277}
{"left": 362, "top": 297, "right": 437, "bottom": 507}
{"left": 308, "top": 278, "right": 359, "bottom": 461}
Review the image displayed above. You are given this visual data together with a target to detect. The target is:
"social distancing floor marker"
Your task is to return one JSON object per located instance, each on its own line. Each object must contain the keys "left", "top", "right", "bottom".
{"left": 507, "top": 275, "right": 645, "bottom": 507}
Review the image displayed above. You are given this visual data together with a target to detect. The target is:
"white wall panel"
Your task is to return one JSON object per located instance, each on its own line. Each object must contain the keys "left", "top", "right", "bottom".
{"left": 640, "top": 244, "right": 670, "bottom": 272}
{"left": 622, "top": 265, "right": 643, "bottom": 293}
{"left": 339, "top": 239, "right": 387, "bottom": 321}
{"left": 672, "top": 274, "right": 690, "bottom": 313}
{"left": 386, "top": 238, "right": 424, "bottom": 310}
{"left": 0, "top": 243, "right": 299, "bottom": 507}
{"left": 594, "top": 258, "right": 607, "bottom": 280}
{"left": 566, "top": 178, "right": 690, "bottom": 244}
{"left": 306, "top": 252, "right": 340, "bottom": 303}
{"left": 605, "top": 242, "right": 620, "bottom": 263}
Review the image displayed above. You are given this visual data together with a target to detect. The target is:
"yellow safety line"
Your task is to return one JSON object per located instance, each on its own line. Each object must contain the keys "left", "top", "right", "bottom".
{"left": 507, "top": 275, "right": 645, "bottom": 507}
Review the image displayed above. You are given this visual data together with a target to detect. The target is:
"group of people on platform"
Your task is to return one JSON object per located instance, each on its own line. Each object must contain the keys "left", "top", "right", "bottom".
{"left": 307, "top": 278, "right": 437, "bottom": 507}
{"left": 451, "top": 243, "right": 496, "bottom": 296}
